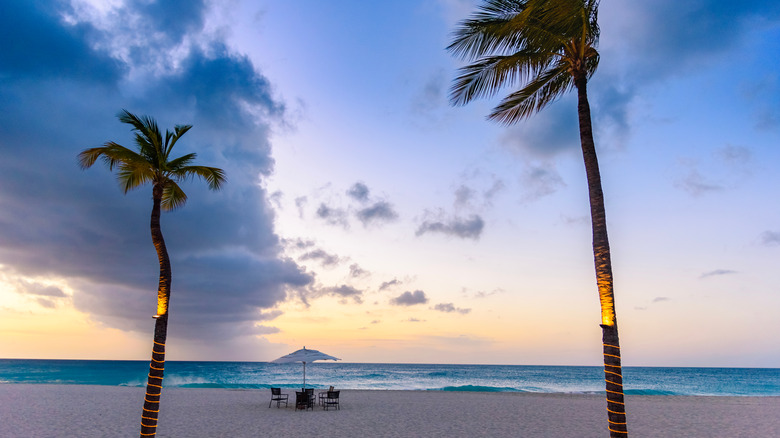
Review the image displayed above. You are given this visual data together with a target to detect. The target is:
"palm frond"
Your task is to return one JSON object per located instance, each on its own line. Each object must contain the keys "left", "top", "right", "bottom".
{"left": 166, "top": 153, "right": 198, "bottom": 171}
{"left": 119, "top": 110, "right": 164, "bottom": 165}
{"left": 488, "top": 63, "right": 571, "bottom": 124}
{"left": 77, "top": 142, "right": 146, "bottom": 171}
{"left": 167, "top": 125, "right": 192, "bottom": 156}
{"left": 161, "top": 181, "right": 188, "bottom": 210}
{"left": 448, "top": 0, "right": 532, "bottom": 60}
{"left": 117, "top": 162, "right": 155, "bottom": 193}
{"left": 448, "top": 0, "right": 600, "bottom": 122}
{"left": 80, "top": 110, "right": 225, "bottom": 208}
{"left": 450, "top": 49, "right": 553, "bottom": 106}
{"left": 172, "top": 166, "right": 227, "bottom": 191}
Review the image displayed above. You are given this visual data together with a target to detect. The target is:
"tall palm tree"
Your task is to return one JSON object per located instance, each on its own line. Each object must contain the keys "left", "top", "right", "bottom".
{"left": 448, "top": 1, "right": 627, "bottom": 435}
{"left": 78, "top": 110, "right": 225, "bottom": 438}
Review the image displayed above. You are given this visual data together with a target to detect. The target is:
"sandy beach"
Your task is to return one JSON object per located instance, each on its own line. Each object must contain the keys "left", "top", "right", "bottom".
{"left": 1, "top": 384, "right": 778, "bottom": 437}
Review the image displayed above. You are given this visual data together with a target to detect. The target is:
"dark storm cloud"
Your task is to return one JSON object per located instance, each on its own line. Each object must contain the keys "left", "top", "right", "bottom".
{"left": 591, "top": 1, "right": 780, "bottom": 142}
{"left": 0, "top": 1, "right": 124, "bottom": 83}
{"left": 128, "top": 0, "right": 207, "bottom": 46}
{"left": 0, "top": 1, "right": 312, "bottom": 349}
{"left": 356, "top": 201, "right": 399, "bottom": 226}
{"left": 487, "top": 2, "right": 780, "bottom": 158}
{"left": 415, "top": 215, "right": 484, "bottom": 240}
{"left": 148, "top": 43, "right": 283, "bottom": 140}
{"left": 390, "top": 290, "right": 429, "bottom": 306}
{"left": 21, "top": 282, "right": 67, "bottom": 298}
{"left": 606, "top": 2, "right": 780, "bottom": 79}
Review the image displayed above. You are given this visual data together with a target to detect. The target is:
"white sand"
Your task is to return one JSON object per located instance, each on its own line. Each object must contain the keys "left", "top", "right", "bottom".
{"left": 1, "top": 384, "right": 778, "bottom": 437}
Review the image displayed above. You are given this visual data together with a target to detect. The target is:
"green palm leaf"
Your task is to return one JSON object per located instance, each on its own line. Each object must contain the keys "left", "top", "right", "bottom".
{"left": 448, "top": 0, "right": 600, "bottom": 120}
{"left": 79, "top": 109, "right": 226, "bottom": 206}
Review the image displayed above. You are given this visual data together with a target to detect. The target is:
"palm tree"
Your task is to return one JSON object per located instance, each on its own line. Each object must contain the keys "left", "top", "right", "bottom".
{"left": 78, "top": 110, "right": 225, "bottom": 438}
{"left": 448, "top": 0, "right": 627, "bottom": 435}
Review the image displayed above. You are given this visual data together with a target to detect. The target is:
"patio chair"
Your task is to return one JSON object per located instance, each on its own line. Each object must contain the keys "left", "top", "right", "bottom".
{"left": 318, "top": 386, "right": 334, "bottom": 406}
{"left": 323, "top": 390, "right": 340, "bottom": 411}
{"left": 304, "top": 388, "right": 315, "bottom": 408}
{"left": 295, "top": 391, "right": 313, "bottom": 411}
{"left": 269, "top": 387, "right": 288, "bottom": 408}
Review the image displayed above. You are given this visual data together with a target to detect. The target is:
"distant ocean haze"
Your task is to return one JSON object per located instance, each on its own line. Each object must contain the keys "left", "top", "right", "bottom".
{"left": 1, "top": 360, "right": 778, "bottom": 396}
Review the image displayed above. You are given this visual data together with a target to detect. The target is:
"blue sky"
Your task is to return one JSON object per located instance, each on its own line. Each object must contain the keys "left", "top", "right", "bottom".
{"left": 0, "top": 0, "right": 778, "bottom": 366}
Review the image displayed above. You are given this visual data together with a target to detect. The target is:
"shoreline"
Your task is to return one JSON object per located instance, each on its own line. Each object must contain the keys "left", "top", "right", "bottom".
{"left": 2, "top": 384, "right": 778, "bottom": 437}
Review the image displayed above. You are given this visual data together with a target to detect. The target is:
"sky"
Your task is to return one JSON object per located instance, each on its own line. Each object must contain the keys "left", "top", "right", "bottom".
{"left": 0, "top": 0, "right": 778, "bottom": 367}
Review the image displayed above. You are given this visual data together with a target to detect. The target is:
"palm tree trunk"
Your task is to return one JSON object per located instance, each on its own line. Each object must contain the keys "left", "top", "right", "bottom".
{"left": 140, "top": 184, "right": 172, "bottom": 438}
{"left": 574, "top": 74, "right": 628, "bottom": 437}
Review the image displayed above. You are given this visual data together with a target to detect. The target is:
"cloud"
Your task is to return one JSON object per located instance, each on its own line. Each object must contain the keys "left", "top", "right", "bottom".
{"left": 453, "top": 185, "right": 475, "bottom": 209}
{"left": 356, "top": 201, "right": 399, "bottom": 226}
{"left": 346, "top": 182, "right": 370, "bottom": 202}
{"left": 700, "top": 269, "right": 738, "bottom": 279}
{"left": 390, "top": 290, "right": 429, "bottom": 306}
{"left": 561, "top": 215, "right": 589, "bottom": 226}
{"left": 473, "top": 288, "right": 504, "bottom": 299}
{"left": 283, "top": 238, "right": 315, "bottom": 251}
{"left": 0, "top": 1, "right": 124, "bottom": 83}
{"left": 379, "top": 279, "right": 401, "bottom": 291}
{"left": 760, "top": 231, "right": 780, "bottom": 246}
{"left": 0, "top": 0, "right": 313, "bottom": 351}
{"left": 717, "top": 145, "right": 752, "bottom": 166}
{"left": 652, "top": 297, "right": 670, "bottom": 303}
{"left": 499, "top": 102, "right": 580, "bottom": 158}
{"left": 483, "top": 179, "right": 506, "bottom": 204}
{"left": 298, "top": 249, "right": 342, "bottom": 268}
{"left": 411, "top": 69, "right": 447, "bottom": 120}
{"left": 519, "top": 163, "right": 566, "bottom": 201}
{"left": 675, "top": 169, "right": 724, "bottom": 197}
{"left": 592, "top": 1, "right": 780, "bottom": 144}
{"left": 16, "top": 280, "right": 67, "bottom": 298}
{"left": 349, "top": 263, "right": 369, "bottom": 278}
{"left": 452, "top": 171, "right": 506, "bottom": 211}
{"left": 294, "top": 196, "right": 308, "bottom": 218}
{"left": 316, "top": 203, "right": 349, "bottom": 228}
{"left": 416, "top": 215, "right": 484, "bottom": 240}
{"left": 320, "top": 285, "right": 364, "bottom": 304}
{"left": 433, "top": 303, "right": 471, "bottom": 314}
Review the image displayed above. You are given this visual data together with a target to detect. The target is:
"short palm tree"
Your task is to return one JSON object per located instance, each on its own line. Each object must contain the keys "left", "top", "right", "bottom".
{"left": 448, "top": 1, "right": 627, "bottom": 435}
{"left": 78, "top": 110, "right": 225, "bottom": 438}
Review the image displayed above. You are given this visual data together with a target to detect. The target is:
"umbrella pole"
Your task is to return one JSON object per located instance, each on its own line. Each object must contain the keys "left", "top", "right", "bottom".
{"left": 303, "top": 361, "right": 306, "bottom": 390}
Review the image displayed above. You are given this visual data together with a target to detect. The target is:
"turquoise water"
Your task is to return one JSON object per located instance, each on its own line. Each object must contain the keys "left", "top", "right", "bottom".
{"left": 1, "top": 360, "right": 778, "bottom": 396}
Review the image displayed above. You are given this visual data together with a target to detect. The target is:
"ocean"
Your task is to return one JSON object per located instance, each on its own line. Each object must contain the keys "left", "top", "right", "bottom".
{"left": 1, "top": 359, "right": 778, "bottom": 396}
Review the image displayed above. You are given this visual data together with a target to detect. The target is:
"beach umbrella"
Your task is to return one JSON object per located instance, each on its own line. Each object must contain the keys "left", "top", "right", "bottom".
{"left": 271, "top": 346, "right": 340, "bottom": 389}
